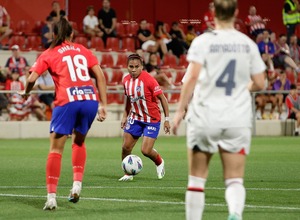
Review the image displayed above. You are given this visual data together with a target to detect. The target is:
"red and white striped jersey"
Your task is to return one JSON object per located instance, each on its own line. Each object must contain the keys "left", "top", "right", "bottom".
{"left": 30, "top": 42, "right": 99, "bottom": 107}
{"left": 245, "top": 15, "right": 265, "bottom": 34}
{"left": 123, "top": 71, "right": 163, "bottom": 123}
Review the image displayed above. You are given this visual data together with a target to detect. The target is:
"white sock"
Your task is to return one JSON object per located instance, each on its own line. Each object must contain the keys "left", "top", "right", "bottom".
{"left": 225, "top": 178, "right": 245, "bottom": 217}
{"left": 185, "top": 175, "right": 206, "bottom": 220}
{"left": 47, "top": 193, "right": 56, "bottom": 200}
{"left": 73, "top": 181, "right": 82, "bottom": 188}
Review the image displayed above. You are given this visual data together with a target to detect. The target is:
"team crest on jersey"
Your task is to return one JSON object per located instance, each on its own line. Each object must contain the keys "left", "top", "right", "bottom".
{"left": 136, "top": 86, "right": 141, "bottom": 92}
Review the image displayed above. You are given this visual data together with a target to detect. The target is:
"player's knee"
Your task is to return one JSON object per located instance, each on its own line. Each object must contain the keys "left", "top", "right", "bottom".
{"left": 122, "top": 145, "right": 132, "bottom": 154}
{"left": 141, "top": 147, "right": 151, "bottom": 157}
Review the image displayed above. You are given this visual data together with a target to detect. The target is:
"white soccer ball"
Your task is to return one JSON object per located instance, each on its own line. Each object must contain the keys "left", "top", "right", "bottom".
{"left": 122, "top": 155, "right": 143, "bottom": 175}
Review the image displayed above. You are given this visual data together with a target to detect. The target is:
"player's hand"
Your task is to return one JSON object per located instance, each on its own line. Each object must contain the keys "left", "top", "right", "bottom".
{"left": 97, "top": 106, "right": 107, "bottom": 122}
{"left": 121, "top": 117, "right": 127, "bottom": 129}
{"left": 18, "top": 90, "right": 30, "bottom": 100}
{"left": 164, "top": 121, "right": 170, "bottom": 134}
{"left": 172, "top": 110, "right": 185, "bottom": 135}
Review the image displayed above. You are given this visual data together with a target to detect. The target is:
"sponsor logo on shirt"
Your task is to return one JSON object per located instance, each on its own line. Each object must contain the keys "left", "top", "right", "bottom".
{"left": 69, "top": 86, "right": 95, "bottom": 96}
{"left": 130, "top": 95, "right": 145, "bottom": 103}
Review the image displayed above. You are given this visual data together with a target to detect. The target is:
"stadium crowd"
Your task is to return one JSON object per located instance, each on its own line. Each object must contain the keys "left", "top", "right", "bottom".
{"left": 0, "top": 0, "right": 300, "bottom": 125}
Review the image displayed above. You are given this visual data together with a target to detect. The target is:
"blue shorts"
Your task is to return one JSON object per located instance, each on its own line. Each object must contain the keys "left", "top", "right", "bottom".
{"left": 124, "top": 118, "right": 161, "bottom": 139}
{"left": 50, "top": 100, "right": 98, "bottom": 135}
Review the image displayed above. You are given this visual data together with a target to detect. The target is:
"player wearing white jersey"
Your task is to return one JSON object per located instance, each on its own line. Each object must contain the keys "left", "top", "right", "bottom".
{"left": 172, "top": 1, "right": 265, "bottom": 220}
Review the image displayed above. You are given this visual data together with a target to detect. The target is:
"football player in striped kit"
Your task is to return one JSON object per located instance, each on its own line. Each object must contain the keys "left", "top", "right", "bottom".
{"left": 119, "top": 54, "right": 170, "bottom": 181}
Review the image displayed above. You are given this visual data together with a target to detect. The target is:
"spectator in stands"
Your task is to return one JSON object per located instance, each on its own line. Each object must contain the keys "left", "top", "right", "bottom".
{"left": 4, "top": 45, "right": 30, "bottom": 82}
{"left": 97, "top": 0, "right": 117, "bottom": 45}
{"left": 245, "top": 5, "right": 267, "bottom": 38}
{"left": 283, "top": 0, "right": 300, "bottom": 44}
{"left": 169, "top": 21, "right": 188, "bottom": 52}
{"left": 49, "top": 1, "right": 66, "bottom": 22}
{"left": 34, "top": 71, "right": 55, "bottom": 110}
{"left": 201, "top": 2, "right": 215, "bottom": 33}
{"left": 185, "top": 25, "right": 197, "bottom": 48}
{"left": 83, "top": 5, "right": 103, "bottom": 38}
{"left": 155, "top": 21, "right": 184, "bottom": 58}
{"left": 42, "top": 16, "right": 54, "bottom": 49}
{"left": 289, "top": 34, "right": 300, "bottom": 65}
{"left": 33, "top": 71, "right": 55, "bottom": 121}
{"left": 257, "top": 30, "right": 275, "bottom": 72}
{"left": 5, "top": 68, "right": 46, "bottom": 121}
{"left": 137, "top": 19, "right": 168, "bottom": 58}
{"left": 145, "top": 53, "right": 173, "bottom": 89}
{"left": 285, "top": 84, "right": 300, "bottom": 135}
{"left": 273, "top": 33, "right": 300, "bottom": 73}
{"left": 0, "top": 5, "right": 12, "bottom": 47}
{"left": 255, "top": 70, "right": 277, "bottom": 120}
{"left": 0, "top": 68, "right": 8, "bottom": 120}
{"left": 273, "top": 70, "right": 291, "bottom": 119}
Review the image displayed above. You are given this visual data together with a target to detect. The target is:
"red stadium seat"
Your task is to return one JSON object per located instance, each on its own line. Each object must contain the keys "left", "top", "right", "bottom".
{"left": 74, "top": 36, "right": 88, "bottom": 48}
{"left": 146, "top": 23, "right": 154, "bottom": 34}
{"left": 24, "top": 35, "right": 43, "bottom": 51}
{"left": 286, "top": 70, "right": 296, "bottom": 84}
{"left": 8, "top": 36, "right": 26, "bottom": 49}
{"left": 110, "top": 69, "right": 124, "bottom": 85}
{"left": 168, "top": 89, "right": 181, "bottom": 103}
{"left": 162, "top": 53, "right": 178, "bottom": 68}
{"left": 179, "top": 54, "right": 188, "bottom": 68}
{"left": 90, "top": 37, "right": 105, "bottom": 51}
{"left": 103, "top": 69, "right": 124, "bottom": 86}
{"left": 121, "top": 37, "right": 135, "bottom": 52}
{"left": 14, "top": 20, "right": 30, "bottom": 36}
{"left": 124, "top": 22, "right": 139, "bottom": 37}
{"left": 173, "top": 70, "right": 186, "bottom": 86}
{"left": 116, "top": 22, "right": 125, "bottom": 37}
{"left": 100, "top": 53, "right": 114, "bottom": 68}
{"left": 31, "top": 20, "right": 45, "bottom": 36}
{"left": 114, "top": 53, "right": 128, "bottom": 68}
{"left": 106, "top": 37, "right": 119, "bottom": 51}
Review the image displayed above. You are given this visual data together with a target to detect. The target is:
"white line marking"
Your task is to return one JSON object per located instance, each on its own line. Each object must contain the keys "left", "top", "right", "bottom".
{"left": 0, "top": 193, "right": 299, "bottom": 211}
{"left": 0, "top": 186, "right": 300, "bottom": 191}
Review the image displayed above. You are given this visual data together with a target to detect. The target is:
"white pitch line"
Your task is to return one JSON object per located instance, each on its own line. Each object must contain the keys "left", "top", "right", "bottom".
{"left": 0, "top": 193, "right": 299, "bottom": 211}
{"left": 0, "top": 186, "right": 300, "bottom": 191}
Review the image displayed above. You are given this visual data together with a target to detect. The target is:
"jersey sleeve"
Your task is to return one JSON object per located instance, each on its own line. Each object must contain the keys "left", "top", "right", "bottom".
{"left": 29, "top": 52, "right": 49, "bottom": 76}
{"left": 187, "top": 35, "right": 205, "bottom": 65}
{"left": 149, "top": 76, "right": 162, "bottom": 96}
{"left": 83, "top": 47, "right": 98, "bottom": 68}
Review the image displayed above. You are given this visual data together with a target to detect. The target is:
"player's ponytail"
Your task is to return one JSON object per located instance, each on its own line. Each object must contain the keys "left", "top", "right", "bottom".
{"left": 50, "top": 18, "right": 73, "bottom": 48}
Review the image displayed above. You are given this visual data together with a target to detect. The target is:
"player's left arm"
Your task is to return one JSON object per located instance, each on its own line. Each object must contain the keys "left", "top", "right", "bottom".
{"left": 172, "top": 62, "right": 201, "bottom": 135}
{"left": 20, "top": 71, "right": 40, "bottom": 98}
{"left": 157, "top": 93, "right": 170, "bottom": 134}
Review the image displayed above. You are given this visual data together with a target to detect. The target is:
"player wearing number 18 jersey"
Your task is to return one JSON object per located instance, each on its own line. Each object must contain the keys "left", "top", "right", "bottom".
{"left": 22, "top": 18, "right": 107, "bottom": 210}
{"left": 172, "top": 0, "right": 266, "bottom": 219}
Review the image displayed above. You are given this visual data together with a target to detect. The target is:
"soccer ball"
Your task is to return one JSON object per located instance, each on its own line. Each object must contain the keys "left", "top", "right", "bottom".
{"left": 122, "top": 155, "right": 143, "bottom": 175}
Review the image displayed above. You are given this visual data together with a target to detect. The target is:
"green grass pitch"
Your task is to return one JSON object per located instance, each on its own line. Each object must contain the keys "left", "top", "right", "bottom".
{"left": 0, "top": 136, "right": 299, "bottom": 220}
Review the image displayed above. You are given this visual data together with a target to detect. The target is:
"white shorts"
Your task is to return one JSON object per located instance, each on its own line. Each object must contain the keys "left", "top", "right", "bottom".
{"left": 186, "top": 120, "right": 252, "bottom": 155}
{"left": 141, "top": 40, "right": 156, "bottom": 51}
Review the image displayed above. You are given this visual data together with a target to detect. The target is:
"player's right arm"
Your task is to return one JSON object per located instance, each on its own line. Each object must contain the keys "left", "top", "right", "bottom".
{"left": 91, "top": 64, "right": 107, "bottom": 122}
{"left": 249, "top": 73, "right": 265, "bottom": 92}
{"left": 172, "top": 62, "right": 201, "bottom": 135}
{"left": 121, "top": 96, "right": 131, "bottom": 129}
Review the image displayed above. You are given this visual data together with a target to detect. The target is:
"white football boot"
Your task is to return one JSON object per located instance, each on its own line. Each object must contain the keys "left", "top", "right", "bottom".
{"left": 156, "top": 159, "right": 165, "bottom": 179}
{"left": 118, "top": 174, "right": 133, "bottom": 181}
{"left": 68, "top": 181, "right": 82, "bottom": 203}
{"left": 43, "top": 193, "right": 57, "bottom": 210}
